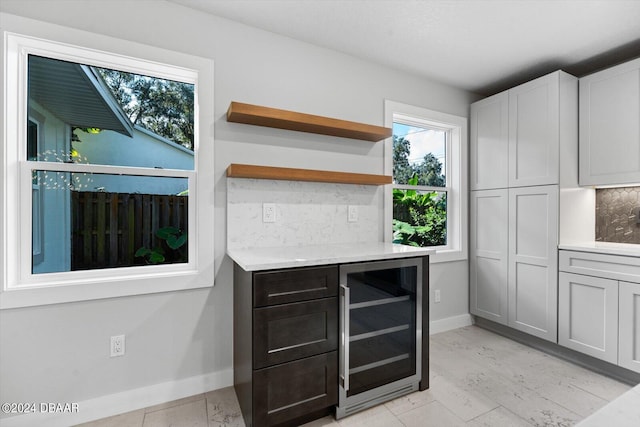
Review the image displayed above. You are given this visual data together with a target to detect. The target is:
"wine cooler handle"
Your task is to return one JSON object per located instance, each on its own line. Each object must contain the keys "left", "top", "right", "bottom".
{"left": 340, "top": 284, "right": 350, "bottom": 392}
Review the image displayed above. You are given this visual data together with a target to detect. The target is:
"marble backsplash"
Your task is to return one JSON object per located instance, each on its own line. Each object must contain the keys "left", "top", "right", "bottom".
{"left": 596, "top": 186, "right": 640, "bottom": 243}
{"left": 227, "top": 178, "right": 382, "bottom": 249}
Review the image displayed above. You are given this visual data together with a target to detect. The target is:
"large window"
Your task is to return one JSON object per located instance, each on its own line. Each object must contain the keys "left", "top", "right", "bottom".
{"left": 27, "top": 55, "right": 194, "bottom": 275}
{"left": 385, "top": 101, "right": 467, "bottom": 263}
{"left": 2, "top": 30, "right": 214, "bottom": 308}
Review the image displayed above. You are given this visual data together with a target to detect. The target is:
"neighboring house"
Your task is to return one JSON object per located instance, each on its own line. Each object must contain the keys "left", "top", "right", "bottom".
{"left": 28, "top": 55, "right": 193, "bottom": 274}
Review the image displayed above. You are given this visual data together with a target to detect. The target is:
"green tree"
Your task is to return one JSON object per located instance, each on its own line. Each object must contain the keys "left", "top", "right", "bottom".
{"left": 97, "top": 68, "right": 194, "bottom": 150}
{"left": 393, "top": 135, "right": 413, "bottom": 184}
{"left": 414, "top": 153, "right": 445, "bottom": 187}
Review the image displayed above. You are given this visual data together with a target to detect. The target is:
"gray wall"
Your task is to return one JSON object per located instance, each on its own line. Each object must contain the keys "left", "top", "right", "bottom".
{"left": 0, "top": 0, "right": 479, "bottom": 413}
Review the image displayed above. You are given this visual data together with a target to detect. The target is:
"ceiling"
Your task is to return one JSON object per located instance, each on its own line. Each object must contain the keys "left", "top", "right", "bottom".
{"left": 168, "top": 0, "right": 640, "bottom": 95}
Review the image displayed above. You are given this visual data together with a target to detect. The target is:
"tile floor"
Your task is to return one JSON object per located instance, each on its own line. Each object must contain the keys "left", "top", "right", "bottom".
{"left": 77, "top": 326, "right": 634, "bottom": 427}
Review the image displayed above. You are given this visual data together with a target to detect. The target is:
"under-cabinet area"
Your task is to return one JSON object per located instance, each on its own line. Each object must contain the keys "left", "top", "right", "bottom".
{"left": 230, "top": 247, "right": 430, "bottom": 427}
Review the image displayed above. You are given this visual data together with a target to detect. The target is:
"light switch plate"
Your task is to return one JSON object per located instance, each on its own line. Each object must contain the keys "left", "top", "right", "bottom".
{"left": 348, "top": 205, "right": 358, "bottom": 222}
{"left": 263, "top": 203, "right": 276, "bottom": 223}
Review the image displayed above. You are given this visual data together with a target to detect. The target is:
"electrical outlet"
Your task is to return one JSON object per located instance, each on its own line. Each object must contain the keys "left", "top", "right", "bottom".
{"left": 348, "top": 205, "right": 358, "bottom": 222}
{"left": 263, "top": 203, "right": 276, "bottom": 223}
{"left": 434, "top": 289, "right": 441, "bottom": 303}
{"left": 110, "top": 335, "right": 125, "bottom": 357}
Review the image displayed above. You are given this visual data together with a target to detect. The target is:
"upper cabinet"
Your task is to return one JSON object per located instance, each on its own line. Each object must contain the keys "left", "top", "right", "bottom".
{"left": 470, "top": 71, "right": 576, "bottom": 190}
{"left": 509, "top": 73, "right": 562, "bottom": 187}
{"left": 579, "top": 58, "right": 640, "bottom": 187}
{"left": 470, "top": 92, "right": 509, "bottom": 190}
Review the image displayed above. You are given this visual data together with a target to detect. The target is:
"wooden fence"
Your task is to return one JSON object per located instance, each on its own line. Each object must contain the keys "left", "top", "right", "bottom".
{"left": 71, "top": 191, "right": 188, "bottom": 270}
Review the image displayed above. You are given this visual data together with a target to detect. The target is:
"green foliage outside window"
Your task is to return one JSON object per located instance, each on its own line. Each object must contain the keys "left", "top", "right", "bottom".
{"left": 96, "top": 68, "right": 194, "bottom": 150}
{"left": 393, "top": 176, "right": 447, "bottom": 247}
{"left": 392, "top": 134, "right": 447, "bottom": 247}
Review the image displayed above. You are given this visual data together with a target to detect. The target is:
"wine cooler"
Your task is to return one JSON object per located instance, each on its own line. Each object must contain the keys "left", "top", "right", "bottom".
{"left": 336, "top": 257, "right": 425, "bottom": 419}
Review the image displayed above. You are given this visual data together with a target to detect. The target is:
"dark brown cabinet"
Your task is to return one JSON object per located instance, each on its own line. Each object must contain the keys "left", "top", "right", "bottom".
{"left": 234, "top": 264, "right": 339, "bottom": 427}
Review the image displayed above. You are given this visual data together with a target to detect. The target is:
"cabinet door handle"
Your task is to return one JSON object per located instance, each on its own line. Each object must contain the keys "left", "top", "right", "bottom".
{"left": 340, "top": 284, "right": 350, "bottom": 391}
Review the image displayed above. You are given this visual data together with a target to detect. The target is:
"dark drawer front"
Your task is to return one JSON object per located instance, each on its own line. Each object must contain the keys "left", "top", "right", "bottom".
{"left": 253, "top": 297, "right": 337, "bottom": 369}
{"left": 254, "top": 351, "right": 338, "bottom": 427}
{"left": 253, "top": 266, "right": 338, "bottom": 307}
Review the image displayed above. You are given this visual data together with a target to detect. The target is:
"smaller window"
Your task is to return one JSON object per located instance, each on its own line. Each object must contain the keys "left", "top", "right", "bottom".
{"left": 392, "top": 122, "right": 450, "bottom": 248}
{"left": 385, "top": 101, "right": 468, "bottom": 263}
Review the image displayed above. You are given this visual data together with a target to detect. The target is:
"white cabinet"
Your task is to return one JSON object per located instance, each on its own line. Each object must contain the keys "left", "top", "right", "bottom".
{"left": 469, "top": 70, "right": 578, "bottom": 343}
{"left": 470, "top": 189, "right": 508, "bottom": 324}
{"left": 470, "top": 186, "right": 559, "bottom": 342}
{"left": 558, "top": 272, "right": 618, "bottom": 364}
{"left": 470, "top": 71, "right": 576, "bottom": 190}
{"left": 508, "top": 185, "right": 558, "bottom": 341}
{"left": 619, "top": 281, "right": 640, "bottom": 374}
{"left": 579, "top": 58, "right": 640, "bottom": 186}
{"left": 470, "top": 92, "right": 508, "bottom": 190}
{"left": 508, "top": 73, "right": 561, "bottom": 187}
{"left": 559, "top": 250, "right": 640, "bottom": 374}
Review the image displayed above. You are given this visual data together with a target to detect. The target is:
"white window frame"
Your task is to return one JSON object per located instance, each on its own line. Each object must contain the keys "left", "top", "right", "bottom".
{"left": 1, "top": 29, "right": 215, "bottom": 309}
{"left": 27, "top": 111, "right": 46, "bottom": 265}
{"left": 384, "top": 100, "right": 468, "bottom": 263}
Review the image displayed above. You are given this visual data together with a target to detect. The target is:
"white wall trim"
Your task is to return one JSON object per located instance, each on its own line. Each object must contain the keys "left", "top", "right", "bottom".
{"left": 0, "top": 369, "right": 233, "bottom": 427}
{"left": 429, "top": 313, "right": 473, "bottom": 335}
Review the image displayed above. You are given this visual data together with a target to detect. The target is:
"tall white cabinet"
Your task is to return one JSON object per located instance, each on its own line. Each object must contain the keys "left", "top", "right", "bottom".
{"left": 470, "top": 70, "right": 580, "bottom": 343}
{"left": 470, "top": 189, "right": 508, "bottom": 324}
{"left": 508, "top": 185, "right": 559, "bottom": 340}
{"left": 579, "top": 57, "right": 640, "bottom": 186}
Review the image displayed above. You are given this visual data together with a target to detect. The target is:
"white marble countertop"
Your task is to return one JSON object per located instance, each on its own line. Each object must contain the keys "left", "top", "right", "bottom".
{"left": 559, "top": 241, "right": 640, "bottom": 257}
{"left": 227, "top": 242, "right": 435, "bottom": 271}
{"left": 577, "top": 382, "right": 640, "bottom": 426}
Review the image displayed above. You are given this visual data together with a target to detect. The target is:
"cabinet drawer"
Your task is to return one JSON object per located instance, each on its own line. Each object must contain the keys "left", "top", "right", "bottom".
{"left": 254, "top": 351, "right": 338, "bottom": 427}
{"left": 559, "top": 250, "right": 640, "bottom": 283}
{"left": 254, "top": 297, "right": 337, "bottom": 369}
{"left": 254, "top": 266, "right": 338, "bottom": 307}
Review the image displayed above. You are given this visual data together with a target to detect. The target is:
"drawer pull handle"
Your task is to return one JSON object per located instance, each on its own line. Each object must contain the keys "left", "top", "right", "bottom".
{"left": 268, "top": 287, "right": 327, "bottom": 298}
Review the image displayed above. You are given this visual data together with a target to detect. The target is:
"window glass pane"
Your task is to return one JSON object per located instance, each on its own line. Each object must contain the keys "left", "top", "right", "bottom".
{"left": 392, "top": 189, "right": 447, "bottom": 247}
{"left": 392, "top": 122, "right": 446, "bottom": 186}
{"left": 32, "top": 171, "right": 189, "bottom": 274}
{"left": 27, "top": 55, "right": 194, "bottom": 170}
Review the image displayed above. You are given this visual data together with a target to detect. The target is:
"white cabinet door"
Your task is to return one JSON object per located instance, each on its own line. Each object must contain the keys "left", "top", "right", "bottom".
{"left": 508, "top": 185, "right": 558, "bottom": 342}
{"left": 619, "top": 281, "right": 640, "bottom": 374}
{"left": 470, "top": 189, "right": 509, "bottom": 324}
{"left": 579, "top": 58, "right": 640, "bottom": 186}
{"left": 559, "top": 272, "right": 618, "bottom": 363}
{"left": 470, "top": 92, "right": 509, "bottom": 190}
{"left": 508, "top": 73, "right": 560, "bottom": 187}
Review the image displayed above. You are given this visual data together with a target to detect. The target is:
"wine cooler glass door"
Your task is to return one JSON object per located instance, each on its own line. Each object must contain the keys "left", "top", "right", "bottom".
{"left": 340, "top": 258, "right": 421, "bottom": 399}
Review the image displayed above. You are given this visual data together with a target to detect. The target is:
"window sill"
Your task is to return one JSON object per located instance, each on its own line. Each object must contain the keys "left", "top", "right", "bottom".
{"left": 0, "top": 270, "right": 213, "bottom": 309}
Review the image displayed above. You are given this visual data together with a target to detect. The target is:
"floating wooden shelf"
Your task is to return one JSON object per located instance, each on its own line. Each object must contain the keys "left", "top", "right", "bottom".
{"left": 226, "top": 164, "right": 392, "bottom": 186}
{"left": 226, "top": 102, "right": 392, "bottom": 142}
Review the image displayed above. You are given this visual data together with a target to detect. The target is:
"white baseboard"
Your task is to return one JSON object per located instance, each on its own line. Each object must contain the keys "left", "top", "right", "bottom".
{"left": 430, "top": 313, "right": 473, "bottom": 335}
{"left": 0, "top": 369, "right": 233, "bottom": 427}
